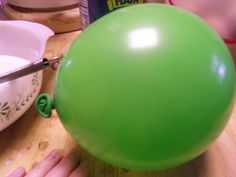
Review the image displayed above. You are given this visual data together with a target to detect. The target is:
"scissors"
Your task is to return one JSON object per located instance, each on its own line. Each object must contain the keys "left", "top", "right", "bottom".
{"left": 0, "top": 56, "right": 62, "bottom": 84}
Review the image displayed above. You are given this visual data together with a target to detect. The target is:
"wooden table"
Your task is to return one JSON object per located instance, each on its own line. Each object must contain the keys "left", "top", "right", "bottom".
{"left": 0, "top": 31, "right": 236, "bottom": 177}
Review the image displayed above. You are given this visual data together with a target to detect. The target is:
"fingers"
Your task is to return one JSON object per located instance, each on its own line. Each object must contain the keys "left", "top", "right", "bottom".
{"left": 69, "top": 160, "right": 88, "bottom": 177}
{"left": 5, "top": 167, "right": 26, "bottom": 177}
{"left": 45, "top": 148, "right": 80, "bottom": 177}
{"left": 6, "top": 148, "right": 86, "bottom": 177}
{"left": 25, "top": 150, "right": 62, "bottom": 177}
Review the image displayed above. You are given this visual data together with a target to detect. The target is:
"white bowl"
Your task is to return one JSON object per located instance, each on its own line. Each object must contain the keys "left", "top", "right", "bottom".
{"left": 0, "top": 20, "right": 54, "bottom": 131}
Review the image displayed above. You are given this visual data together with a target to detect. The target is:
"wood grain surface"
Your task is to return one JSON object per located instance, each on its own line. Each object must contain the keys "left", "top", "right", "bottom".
{"left": 0, "top": 31, "right": 236, "bottom": 177}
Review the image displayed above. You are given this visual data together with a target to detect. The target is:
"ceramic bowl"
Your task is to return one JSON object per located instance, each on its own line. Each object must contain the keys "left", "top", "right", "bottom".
{"left": 0, "top": 20, "right": 54, "bottom": 131}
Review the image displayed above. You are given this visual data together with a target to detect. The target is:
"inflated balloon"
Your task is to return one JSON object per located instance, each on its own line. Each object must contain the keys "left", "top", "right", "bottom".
{"left": 35, "top": 4, "right": 235, "bottom": 170}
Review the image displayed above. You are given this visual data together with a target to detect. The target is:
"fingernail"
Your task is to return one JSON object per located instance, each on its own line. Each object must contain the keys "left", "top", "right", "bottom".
{"left": 46, "top": 150, "right": 61, "bottom": 160}
{"left": 5, "top": 167, "right": 25, "bottom": 177}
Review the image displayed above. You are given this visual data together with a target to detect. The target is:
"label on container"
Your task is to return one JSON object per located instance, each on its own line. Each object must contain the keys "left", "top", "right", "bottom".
{"left": 79, "top": 0, "right": 145, "bottom": 29}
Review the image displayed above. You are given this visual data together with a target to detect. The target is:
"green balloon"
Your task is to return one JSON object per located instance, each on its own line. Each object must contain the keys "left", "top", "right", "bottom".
{"left": 53, "top": 4, "right": 235, "bottom": 170}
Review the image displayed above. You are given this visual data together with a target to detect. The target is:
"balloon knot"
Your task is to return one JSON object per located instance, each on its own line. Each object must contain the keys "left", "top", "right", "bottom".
{"left": 34, "top": 93, "right": 55, "bottom": 118}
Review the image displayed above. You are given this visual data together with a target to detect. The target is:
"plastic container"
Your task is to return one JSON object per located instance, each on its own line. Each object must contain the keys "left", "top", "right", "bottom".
{"left": 78, "top": 0, "right": 146, "bottom": 29}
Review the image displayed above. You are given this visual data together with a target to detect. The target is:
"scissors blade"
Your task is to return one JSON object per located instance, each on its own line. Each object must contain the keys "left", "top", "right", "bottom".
{"left": 0, "top": 56, "right": 62, "bottom": 84}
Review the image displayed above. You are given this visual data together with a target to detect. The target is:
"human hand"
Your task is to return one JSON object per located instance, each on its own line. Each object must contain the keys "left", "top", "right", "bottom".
{"left": 6, "top": 148, "right": 87, "bottom": 177}
{"left": 166, "top": 0, "right": 236, "bottom": 63}
{"left": 166, "top": 0, "right": 236, "bottom": 41}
